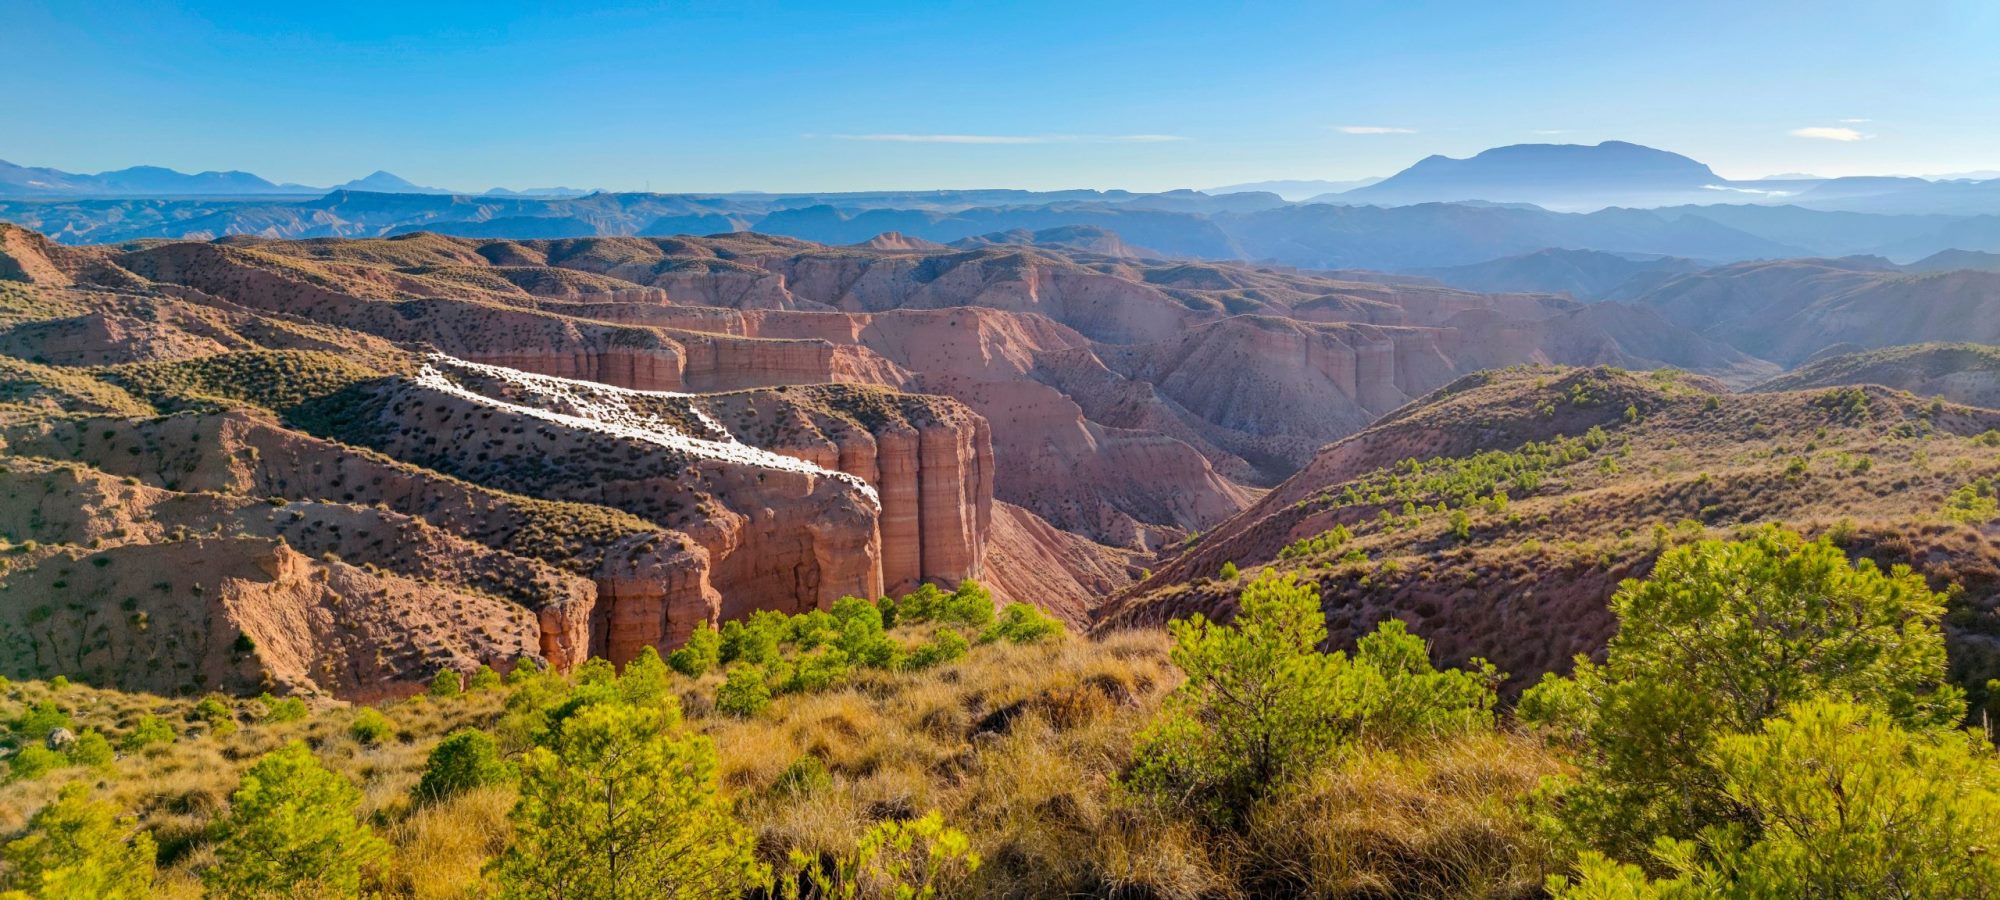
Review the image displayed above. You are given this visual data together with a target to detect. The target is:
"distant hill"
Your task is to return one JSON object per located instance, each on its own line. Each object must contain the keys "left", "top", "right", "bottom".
{"left": 1332, "top": 141, "right": 1724, "bottom": 211}
{"left": 1413, "top": 248, "right": 1704, "bottom": 300}
{"left": 1206, "top": 177, "right": 1381, "bottom": 201}
{"left": 1630, "top": 260, "right": 2000, "bottom": 364}
{"left": 1905, "top": 248, "right": 2000, "bottom": 273}
{"left": 331, "top": 170, "right": 454, "bottom": 194}
{"left": 952, "top": 224, "right": 1156, "bottom": 258}
{"left": 0, "top": 159, "right": 588, "bottom": 199}
{"left": 1753, "top": 342, "right": 2000, "bottom": 408}
{"left": 0, "top": 158, "right": 304, "bottom": 196}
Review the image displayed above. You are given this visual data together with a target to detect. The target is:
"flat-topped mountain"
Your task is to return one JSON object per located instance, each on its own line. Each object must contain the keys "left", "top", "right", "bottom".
{"left": 1331, "top": 141, "right": 1724, "bottom": 210}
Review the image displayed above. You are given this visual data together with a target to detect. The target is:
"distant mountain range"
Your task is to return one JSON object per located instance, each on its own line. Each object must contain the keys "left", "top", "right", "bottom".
{"left": 0, "top": 159, "right": 595, "bottom": 198}
{"left": 10, "top": 142, "right": 2000, "bottom": 270}
{"left": 0, "top": 187, "right": 1975, "bottom": 269}
{"left": 10, "top": 141, "right": 2000, "bottom": 216}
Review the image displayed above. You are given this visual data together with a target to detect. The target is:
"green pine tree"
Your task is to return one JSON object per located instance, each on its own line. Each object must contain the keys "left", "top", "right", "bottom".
{"left": 203, "top": 741, "right": 387, "bottom": 898}
{"left": 489, "top": 701, "right": 765, "bottom": 898}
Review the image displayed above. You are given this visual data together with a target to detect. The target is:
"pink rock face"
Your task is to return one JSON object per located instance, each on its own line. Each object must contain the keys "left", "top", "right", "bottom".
{"left": 591, "top": 536, "right": 721, "bottom": 665}
{"left": 675, "top": 332, "right": 837, "bottom": 391}
{"left": 340, "top": 358, "right": 996, "bottom": 663}
{"left": 686, "top": 385, "right": 995, "bottom": 598}
{"left": 457, "top": 348, "right": 688, "bottom": 391}
{"left": 873, "top": 427, "right": 925, "bottom": 594}
{"left": 917, "top": 417, "right": 991, "bottom": 584}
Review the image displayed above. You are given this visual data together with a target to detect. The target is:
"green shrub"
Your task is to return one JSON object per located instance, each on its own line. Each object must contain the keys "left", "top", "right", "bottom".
{"left": 7, "top": 744, "right": 65, "bottom": 782}
{"left": 780, "top": 648, "right": 850, "bottom": 695}
{"left": 1943, "top": 477, "right": 1998, "bottom": 524}
{"left": 1219, "top": 561, "right": 1240, "bottom": 580}
{"left": 1527, "top": 527, "right": 1960, "bottom": 864}
{"left": 1351, "top": 619, "right": 1499, "bottom": 741}
{"left": 415, "top": 728, "right": 511, "bottom": 805}
{"left": 258, "top": 693, "right": 309, "bottom": 723}
{"left": 119, "top": 715, "right": 175, "bottom": 752}
{"left": 348, "top": 708, "right": 393, "bottom": 746}
{"left": 888, "top": 581, "right": 996, "bottom": 630}
{"left": 505, "top": 656, "right": 543, "bottom": 686}
{"left": 903, "top": 627, "right": 969, "bottom": 671}
{"left": 667, "top": 623, "right": 722, "bottom": 677}
{"left": 1129, "top": 572, "right": 1494, "bottom": 828}
{"left": 68, "top": 729, "right": 115, "bottom": 768}
{"left": 0, "top": 782, "right": 156, "bottom": 898}
{"left": 204, "top": 741, "right": 387, "bottom": 898}
{"left": 490, "top": 701, "right": 764, "bottom": 897}
{"left": 619, "top": 646, "right": 672, "bottom": 708}
{"left": 880, "top": 583, "right": 942, "bottom": 626}
{"left": 831, "top": 596, "right": 898, "bottom": 667}
{"left": 718, "top": 616, "right": 781, "bottom": 667}
{"left": 12, "top": 700, "right": 71, "bottom": 740}
{"left": 788, "top": 610, "right": 842, "bottom": 650}
{"left": 467, "top": 665, "right": 504, "bottom": 692}
{"left": 1278, "top": 525, "right": 1354, "bottom": 561}
{"left": 786, "top": 811, "right": 980, "bottom": 900}
{"left": 194, "top": 696, "right": 236, "bottom": 737}
{"left": 715, "top": 665, "right": 773, "bottom": 718}
{"left": 427, "top": 668, "right": 464, "bottom": 699}
{"left": 573, "top": 657, "right": 617, "bottom": 688}
{"left": 979, "top": 603, "right": 1065, "bottom": 645}
{"left": 1553, "top": 699, "right": 2000, "bottom": 897}
{"left": 940, "top": 580, "right": 996, "bottom": 629}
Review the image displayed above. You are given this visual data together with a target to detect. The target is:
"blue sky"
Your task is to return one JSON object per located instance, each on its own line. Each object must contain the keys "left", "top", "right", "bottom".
{"left": 2, "top": 0, "right": 1995, "bottom": 192}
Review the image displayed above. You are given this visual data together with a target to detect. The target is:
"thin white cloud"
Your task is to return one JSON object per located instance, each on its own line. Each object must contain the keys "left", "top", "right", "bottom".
{"left": 1838, "top": 118, "right": 1872, "bottom": 124}
{"left": 834, "top": 134, "right": 1051, "bottom": 144}
{"left": 1790, "top": 126, "right": 1870, "bottom": 142}
{"left": 1338, "top": 125, "right": 1417, "bottom": 134}
{"left": 1532, "top": 129, "right": 1568, "bottom": 135}
{"left": 827, "top": 133, "right": 1187, "bottom": 144}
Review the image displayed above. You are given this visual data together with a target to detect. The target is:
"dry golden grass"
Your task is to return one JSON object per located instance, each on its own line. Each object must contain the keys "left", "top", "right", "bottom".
{"left": 2, "top": 626, "right": 1565, "bottom": 898}
{"left": 382, "top": 785, "right": 514, "bottom": 899}
{"left": 1240, "top": 733, "right": 1564, "bottom": 898}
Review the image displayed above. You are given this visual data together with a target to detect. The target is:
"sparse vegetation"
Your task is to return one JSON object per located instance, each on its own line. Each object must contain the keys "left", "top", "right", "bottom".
{"left": 6, "top": 525, "right": 1988, "bottom": 896}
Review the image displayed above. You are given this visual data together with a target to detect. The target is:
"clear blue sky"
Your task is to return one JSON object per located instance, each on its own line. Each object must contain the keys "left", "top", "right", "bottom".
{"left": 3, "top": 0, "right": 1995, "bottom": 192}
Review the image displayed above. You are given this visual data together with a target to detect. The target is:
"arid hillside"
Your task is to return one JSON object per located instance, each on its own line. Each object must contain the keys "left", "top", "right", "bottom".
{"left": 1104, "top": 366, "right": 2000, "bottom": 701}
{"left": 3, "top": 220, "right": 1984, "bottom": 701}
{"left": 0, "top": 227, "right": 1022, "bottom": 697}
{"left": 1755, "top": 342, "right": 2000, "bottom": 409}
{"left": 1633, "top": 258, "right": 2000, "bottom": 365}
